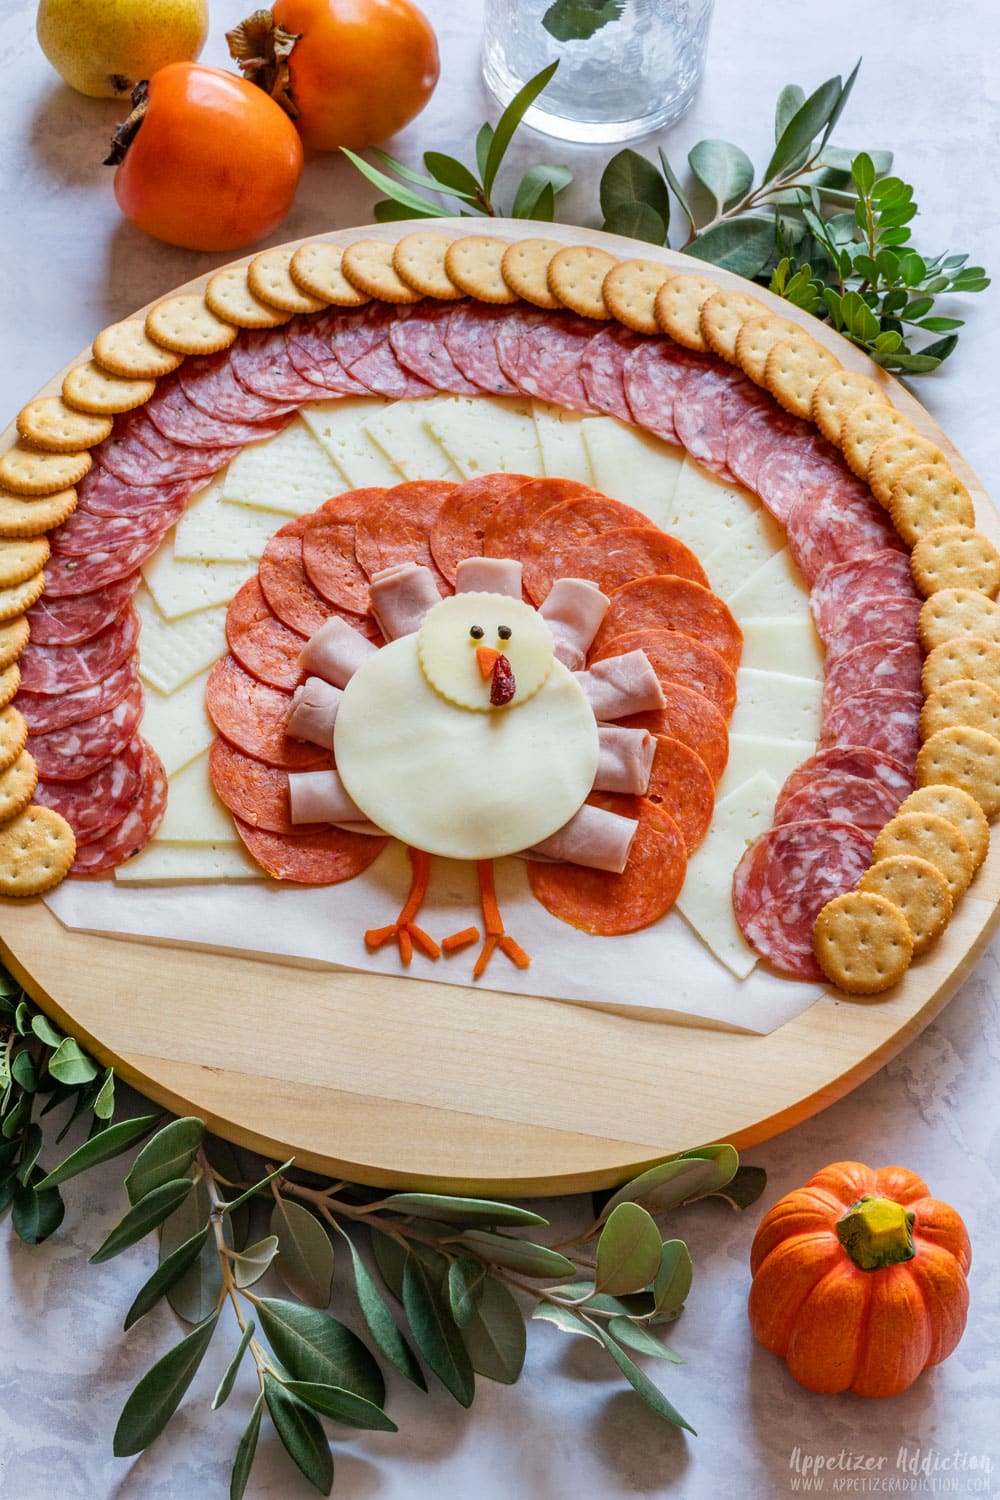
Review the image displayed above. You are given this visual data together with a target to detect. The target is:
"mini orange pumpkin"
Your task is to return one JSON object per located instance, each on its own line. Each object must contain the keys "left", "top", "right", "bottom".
{"left": 749, "top": 1160, "right": 971, "bottom": 1398}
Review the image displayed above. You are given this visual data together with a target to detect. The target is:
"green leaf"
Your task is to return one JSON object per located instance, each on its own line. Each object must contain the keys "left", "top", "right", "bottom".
{"left": 529, "top": 181, "right": 557, "bottom": 222}
{"left": 677, "top": 1143, "right": 739, "bottom": 1187}
{"left": 1, "top": 1092, "right": 28, "bottom": 1140}
{"left": 602, "top": 202, "right": 666, "bottom": 246}
{"left": 475, "top": 122, "right": 494, "bottom": 183}
{"left": 93, "top": 1068, "right": 115, "bottom": 1121}
{"left": 342, "top": 1234, "right": 426, "bottom": 1388}
{"left": 594, "top": 1323, "right": 695, "bottom": 1433}
{"left": 12, "top": 1173, "right": 64, "bottom": 1243}
{"left": 423, "top": 151, "right": 482, "bottom": 200}
{"left": 124, "top": 1227, "right": 211, "bottom": 1332}
{"left": 448, "top": 1256, "right": 487, "bottom": 1327}
{"left": 46, "top": 1037, "right": 97, "bottom": 1087}
{"left": 232, "top": 1234, "right": 280, "bottom": 1289}
{"left": 113, "top": 1315, "right": 219, "bottom": 1456}
{"left": 221, "top": 1157, "right": 293, "bottom": 1215}
{"left": 263, "top": 1375, "right": 333, "bottom": 1496}
{"left": 371, "top": 1226, "right": 406, "bottom": 1299}
{"left": 685, "top": 217, "right": 775, "bottom": 278}
{"left": 531, "top": 1302, "right": 601, "bottom": 1342}
{"left": 340, "top": 149, "right": 449, "bottom": 217}
{"left": 652, "top": 1239, "right": 693, "bottom": 1316}
{"left": 688, "top": 139, "right": 754, "bottom": 211}
{"left": 483, "top": 61, "right": 559, "bottom": 198}
{"left": 254, "top": 1297, "right": 384, "bottom": 1407}
{"left": 213, "top": 1320, "right": 255, "bottom": 1411}
{"left": 774, "top": 84, "right": 805, "bottom": 143}
{"left": 160, "top": 1176, "right": 219, "bottom": 1324}
{"left": 30, "top": 1014, "right": 63, "bottom": 1048}
{"left": 91, "top": 1178, "right": 194, "bottom": 1264}
{"left": 402, "top": 1253, "right": 475, "bottom": 1407}
{"left": 602, "top": 1154, "right": 734, "bottom": 1218}
{"left": 707, "top": 1164, "right": 768, "bottom": 1210}
{"left": 271, "top": 1197, "right": 335, "bottom": 1308}
{"left": 542, "top": 0, "right": 624, "bottom": 43}
{"left": 125, "top": 1117, "right": 205, "bottom": 1206}
{"left": 512, "top": 164, "right": 572, "bottom": 219}
{"left": 230, "top": 1391, "right": 263, "bottom": 1500}
{"left": 608, "top": 1316, "right": 685, "bottom": 1363}
{"left": 547, "top": 1280, "right": 643, "bottom": 1318}
{"left": 595, "top": 1203, "right": 662, "bottom": 1295}
{"left": 11, "top": 1050, "right": 37, "bottom": 1093}
{"left": 819, "top": 58, "right": 861, "bottom": 148}
{"left": 283, "top": 1381, "right": 397, "bottom": 1431}
{"left": 368, "top": 148, "right": 475, "bottom": 203}
{"left": 33, "top": 1110, "right": 161, "bottom": 1191}
{"left": 14, "top": 1001, "right": 31, "bottom": 1035}
{"left": 456, "top": 1229, "right": 576, "bottom": 1279}
{"left": 16, "top": 1123, "right": 43, "bottom": 1183}
{"left": 764, "top": 74, "right": 844, "bottom": 182}
{"left": 373, "top": 198, "right": 435, "bottom": 223}
{"left": 377, "top": 1192, "right": 546, "bottom": 1227}
{"left": 658, "top": 147, "right": 694, "bottom": 237}
{"left": 460, "top": 1276, "right": 526, "bottom": 1383}
{"left": 600, "top": 148, "right": 670, "bottom": 229}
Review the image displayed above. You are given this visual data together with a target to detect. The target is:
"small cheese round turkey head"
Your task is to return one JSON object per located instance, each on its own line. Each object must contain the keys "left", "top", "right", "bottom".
{"left": 417, "top": 592, "right": 553, "bottom": 712}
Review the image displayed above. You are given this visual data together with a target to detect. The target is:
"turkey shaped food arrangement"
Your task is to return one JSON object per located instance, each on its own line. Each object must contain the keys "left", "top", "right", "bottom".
{"left": 3, "top": 232, "right": 999, "bottom": 1001}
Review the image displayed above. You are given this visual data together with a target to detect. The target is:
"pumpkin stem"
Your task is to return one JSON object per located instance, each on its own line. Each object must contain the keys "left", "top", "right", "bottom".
{"left": 837, "top": 1194, "right": 916, "bottom": 1270}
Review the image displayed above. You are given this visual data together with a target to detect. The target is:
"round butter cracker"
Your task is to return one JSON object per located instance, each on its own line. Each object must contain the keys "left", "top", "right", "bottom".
{"left": 0, "top": 570, "right": 45, "bottom": 622}
{"left": 603, "top": 259, "right": 674, "bottom": 335}
{"left": 813, "top": 890, "right": 913, "bottom": 994}
{"left": 501, "top": 238, "right": 564, "bottom": 311}
{"left": 857, "top": 855, "right": 952, "bottom": 956}
{"left": 700, "top": 288, "right": 767, "bottom": 362}
{"left": 898, "top": 784, "right": 990, "bottom": 872}
{"left": 93, "top": 319, "right": 184, "bottom": 379}
{"left": 0, "top": 659, "right": 20, "bottom": 711}
{"left": 654, "top": 273, "right": 717, "bottom": 351}
{"left": 444, "top": 236, "right": 519, "bottom": 305}
{"left": 733, "top": 314, "right": 800, "bottom": 383}
{"left": 0, "top": 749, "right": 38, "bottom": 824}
{"left": 921, "top": 677, "right": 1000, "bottom": 741}
{"left": 922, "top": 635, "right": 1000, "bottom": 697}
{"left": 0, "top": 803, "right": 76, "bottom": 897}
{"left": 63, "top": 360, "right": 156, "bottom": 415}
{"left": 917, "top": 726, "right": 1000, "bottom": 819}
{"left": 0, "top": 705, "right": 28, "bottom": 773}
{"left": 145, "top": 295, "right": 239, "bottom": 355}
{"left": 840, "top": 400, "right": 916, "bottom": 480}
{"left": 205, "top": 267, "right": 293, "bottom": 329}
{"left": 911, "top": 526, "right": 1000, "bottom": 599}
{"left": 341, "top": 239, "right": 424, "bottom": 304}
{"left": 547, "top": 245, "right": 617, "bottom": 320}
{"left": 393, "top": 232, "right": 464, "bottom": 301}
{"left": 868, "top": 431, "right": 947, "bottom": 508}
{"left": 763, "top": 331, "right": 841, "bottom": 421}
{"left": 918, "top": 587, "right": 1000, "bottom": 653}
{"left": 811, "top": 368, "right": 885, "bottom": 446}
{"left": 0, "top": 616, "right": 29, "bottom": 672}
{"left": 888, "top": 463, "right": 976, "bottom": 546}
{"left": 872, "top": 810, "right": 974, "bottom": 902}
{"left": 0, "top": 536, "right": 49, "bottom": 589}
{"left": 248, "top": 246, "right": 328, "bottom": 315}
{"left": 290, "top": 241, "right": 371, "bottom": 307}
{"left": 0, "top": 486, "right": 76, "bottom": 539}
{"left": 0, "top": 444, "right": 90, "bottom": 496}
{"left": 17, "top": 397, "right": 112, "bottom": 454}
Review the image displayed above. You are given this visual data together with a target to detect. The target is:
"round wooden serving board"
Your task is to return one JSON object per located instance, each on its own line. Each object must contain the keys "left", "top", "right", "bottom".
{"left": 4, "top": 221, "right": 998, "bottom": 1195}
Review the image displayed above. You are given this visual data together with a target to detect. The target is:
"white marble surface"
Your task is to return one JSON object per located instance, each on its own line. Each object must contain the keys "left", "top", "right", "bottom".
{"left": 2, "top": 1, "right": 999, "bottom": 1497}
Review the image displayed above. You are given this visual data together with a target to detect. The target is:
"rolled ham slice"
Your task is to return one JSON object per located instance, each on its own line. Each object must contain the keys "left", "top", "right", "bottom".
{"left": 298, "top": 615, "right": 378, "bottom": 687}
{"left": 575, "top": 650, "right": 665, "bottom": 721}
{"left": 286, "top": 677, "right": 343, "bottom": 749}
{"left": 592, "top": 725, "right": 656, "bottom": 795}
{"left": 528, "top": 803, "right": 638, "bottom": 873}
{"left": 369, "top": 561, "right": 441, "bottom": 641}
{"left": 288, "top": 767, "right": 371, "bottom": 828}
{"left": 540, "top": 577, "right": 610, "bottom": 670}
{"left": 454, "top": 557, "right": 523, "bottom": 598}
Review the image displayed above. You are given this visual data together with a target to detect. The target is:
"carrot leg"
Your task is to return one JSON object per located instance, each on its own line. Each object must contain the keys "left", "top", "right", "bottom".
{"left": 365, "top": 847, "right": 441, "bottom": 963}
{"left": 464, "top": 861, "right": 532, "bottom": 980}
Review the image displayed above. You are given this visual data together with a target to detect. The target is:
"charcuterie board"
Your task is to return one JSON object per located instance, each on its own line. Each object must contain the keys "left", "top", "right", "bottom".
{"left": 3, "top": 221, "right": 999, "bottom": 1194}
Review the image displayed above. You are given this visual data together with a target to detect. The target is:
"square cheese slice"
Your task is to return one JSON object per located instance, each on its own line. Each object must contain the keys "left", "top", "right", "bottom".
{"left": 701, "top": 504, "right": 785, "bottom": 599}
{"left": 300, "top": 398, "right": 409, "bottom": 487}
{"left": 155, "top": 751, "right": 236, "bottom": 843}
{"left": 581, "top": 418, "right": 683, "bottom": 528}
{"left": 143, "top": 542, "right": 256, "bottom": 622}
{"left": 141, "top": 667, "right": 216, "bottom": 778}
{"left": 717, "top": 735, "right": 814, "bottom": 803}
{"left": 661, "top": 456, "right": 755, "bottom": 555}
{"left": 729, "top": 667, "right": 822, "bottom": 743}
{"left": 725, "top": 547, "right": 807, "bottom": 616}
{"left": 115, "top": 842, "right": 259, "bottom": 883}
{"left": 221, "top": 415, "right": 348, "bottom": 515}
{"left": 174, "top": 479, "right": 281, "bottom": 563}
{"left": 363, "top": 401, "right": 461, "bottom": 481}
{"left": 741, "top": 616, "right": 824, "bottom": 682}
{"left": 425, "top": 396, "right": 542, "bottom": 478}
{"left": 135, "top": 587, "right": 228, "bottom": 696}
{"left": 533, "top": 402, "right": 595, "bottom": 484}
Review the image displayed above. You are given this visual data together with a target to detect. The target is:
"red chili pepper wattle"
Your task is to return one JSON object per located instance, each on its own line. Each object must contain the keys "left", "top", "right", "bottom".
{"left": 490, "top": 654, "right": 516, "bottom": 706}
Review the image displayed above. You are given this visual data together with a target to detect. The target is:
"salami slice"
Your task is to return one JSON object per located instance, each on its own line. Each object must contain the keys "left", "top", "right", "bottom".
{"left": 209, "top": 737, "right": 328, "bottom": 835}
{"left": 179, "top": 350, "right": 298, "bottom": 422}
{"left": 521, "top": 493, "right": 653, "bottom": 603}
{"left": 329, "top": 302, "right": 399, "bottom": 370}
{"left": 528, "top": 801, "right": 687, "bottom": 935}
{"left": 206, "top": 655, "right": 329, "bottom": 770}
{"left": 824, "top": 595, "right": 923, "bottom": 662}
{"left": 41, "top": 534, "right": 163, "bottom": 598}
{"left": 773, "top": 772, "right": 899, "bottom": 834}
{"left": 445, "top": 303, "right": 530, "bottom": 395}
{"left": 591, "top": 575, "right": 743, "bottom": 670}
{"left": 810, "top": 550, "right": 917, "bottom": 643}
{"left": 389, "top": 304, "right": 483, "bottom": 395}
{"left": 644, "top": 735, "right": 715, "bottom": 852}
{"left": 430, "top": 473, "right": 530, "bottom": 582}
{"left": 25, "top": 574, "right": 140, "bottom": 646}
{"left": 551, "top": 526, "right": 709, "bottom": 600}
{"left": 786, "top": 482, "right": 904, "bottom": 586}
{"left": 725, "top": 403, "right": 812, "bottom": 491}
{"left": 258, "top": 517, "right": 346, "bottom": 637}
{"left": 231, "top": 325, "right": 326, "bottom": 402}
{"left": 71, "top": 741, "right": 168, "bottom": 874}
{"left": 619, "top": 683, "right": 730, "bottom": 785}
{"left": 821, "top": 639, "right": 924, "bottom": 721}
{"left": 622, "top": 340, "right": 709, "bottom": 444}
{"left": 495, "top": 311, "right": 600, "bottom": 411}
{"left": 754, "top": 434, "right": 851, "bottom": 522}
{"left": 337, "top": 308, "right": 434, "bottom": 398}
{"left": 78, "top": 466, "right": 193, "bottom": 518}
{"left": 778, "top": 746, "right": 913, "bottom": 807}
{"left": 18, "top": 606, "right": 140, "bottom": 695}
{"left": 51, "top": 501, "right": 183, "bottom": 557}
{"left": 16, "top": 655, "right": 137, "bottom": 733}
{"left": 733, "top": 819, "right": 875, "bottom": 980}
{"left": 226, "top": 577, "right": 307, "bottom": 691}
{"left": 98, "top": 411, "right": 238, "bottom": 485}
{"left": 27, "top": 679, "right": 144, "bottom": 779}
{"left": 590, "top": 628, "right": 737, "bottom": 719}
{"left": 234, "top": 816, "right": 388, "bottom": 884}
{"left": 301, "top": 517, "right": 370, "bottom": 615}
{"left": 672, "top": 365, "right": 771, "bottom": 480}
{"left": 579, "top": 325, "right": 643, "bottom": 422}
{"left": 34, "top": 734, "right": 146, "bottom": 842}
{"left": 354, "top": 481, "right": 455, "bottom": 586}
{"left": 483, "top": 476, "right": 592, "bottom": 564}
{"left": 145, "top": 374, "right": 290, "bottom": 448}
{"left": 820, "top": 688, "right": 923, "bottom": 773}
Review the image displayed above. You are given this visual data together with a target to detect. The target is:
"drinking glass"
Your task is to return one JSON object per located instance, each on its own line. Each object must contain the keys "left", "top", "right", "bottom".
{"left": 481, "top": 0, "right": 715, "bottom": 145}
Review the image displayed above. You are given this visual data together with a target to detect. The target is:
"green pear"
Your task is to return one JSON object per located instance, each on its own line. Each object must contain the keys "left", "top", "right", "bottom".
{"left": 36, "top": 0, "right": 209, "bottom": 99}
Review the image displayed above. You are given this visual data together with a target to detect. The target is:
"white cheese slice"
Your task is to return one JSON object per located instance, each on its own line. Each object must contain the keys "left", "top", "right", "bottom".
{"left": 676, "top": 770, "right": 778, "bottom": 978}
{"left": 742, "top": 617, "right": 824, "bottom": 683}
{"left": 142, "top": 545, "right": 256, "bottom": 621}
{"left": 425, "top": 396, "right": 542, "bottom": 478}
{"left": 134, "top": 587, "right": 228, "bottom": 696}
{"left": 300, "top": 398, "right": 403, "bottom": 486}
{"left": 581, "top": 418, "right": 683, "bottom": 527}
{"left": 221, "top": 415, "right": 348, "bottom": 516}
{"left": 155, "top": 751, "right": 235, "bottom": 842}
{"left": 729, "top": 667, "right": 822, "bottom": 743}
{"left": 660, "top": 456, "right": 755, "bottom": 556}
{"left": 140, "top": 668, "right": 215, "bottom": 778}
{"left": 114, "top": 841, "right": 259, "bottom": 883}
{"left": 173, "top": 479, "right": 280, "bottom": 562}
{"left": 363, "top": 401, "right": 461, "bottom": 481}
{"left": 717, "top": 734, "right": 814, "bottom": 803}
{"left": 726, "top": 547, "right": 806, "bottom": 616}
{"left": 701, "top": 504, "right": 785, "bottom": 599}
{"left": 532, "top": 402, "right": 595, "bottom": 484}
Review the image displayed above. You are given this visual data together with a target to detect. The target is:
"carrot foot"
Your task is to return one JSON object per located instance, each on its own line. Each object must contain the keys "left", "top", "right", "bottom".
{"left": 364, "top": 848, "right": 440, "bottom": 965}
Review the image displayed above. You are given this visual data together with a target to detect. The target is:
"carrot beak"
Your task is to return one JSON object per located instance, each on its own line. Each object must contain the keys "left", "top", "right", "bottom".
{"left": 476, "top": 645, "right": 500, "bottom": 679}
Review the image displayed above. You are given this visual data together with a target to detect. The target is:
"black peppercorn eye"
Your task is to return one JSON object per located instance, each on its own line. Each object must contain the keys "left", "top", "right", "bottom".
{"left": 497, "top": 624, "right": 512, "bottom": 640}
{"left": 469, "top": 624, "right": 484, "bottom": 640}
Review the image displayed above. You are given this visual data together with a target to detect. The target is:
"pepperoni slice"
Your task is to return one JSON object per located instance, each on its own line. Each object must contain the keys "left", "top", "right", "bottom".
{"left": 179, "top": 350, "right": 297, "bottom": 422}
{"left": 206, "top": 655, "right": 328, "bottom": 770}
{"left": 592, "top": 575, "right": 743, "bottom": 670}
{"left": 34, "top": 734, "right": 146, "bottom": 841}
{"left": 16, "top": 655, "right": 137, "bottom": 733}
{"left": 389, "top": 304, "right": 482, "bottom": 395}
{"left": 672, "top": 365, "right": 771, "bottom": 480}
{"left": 70, "top": 741, "right": 168, "bottom": 874}
{"left": 483, "top": 477, "right": 593, "bottom": 564}
{"left": 430, "top": 473, "right": 532, "bottom": 582}
{"left": 733, "top": 819, "right": 875, "bottom": 980}
{"left": 27, "top": 679, "right": 144, "bottom": 780}
{"left": 231, "top": 325, "right": 324, "bottom": 402}
{"left": 725, "top": 404, "right": 812, "bottom": 491}
{"left": 495, "top": 311, "right": 600, "bottom": 411}
{"left": 209, "top": 737, "right": 328, "bottom": 835}
{"left": 786, "top": 481, "right": 904, "bottom": 586}
{"left": 590, "top": 628, "right": 737, "bottom": 720}
{"left": 528, "top": 801, "right": 687, "bottom": 935}
{"left": 521, "top": 494, "right": 655, "bottom": 602}
{"left": 234, "top": 816, "right": 388, "bottom": 884}
{"left": 18, "top": 606, "right": 140, "bottom": 695}
{"left": 777, "top": 747, "right": 913, "bottom": 807}
{"left": 318, "top": 486, "right": 388, "bottom": 523}
{"left": 619, "top": 683, "right": 729, "bottom": 785}
{"left": 42, "top": 534, "right": 164, "bottom": 597}
{"left": 26, "top": 575, "right": 140, "bottom": 646}
{"left": 353, "top": 481, "right": 455, "bottom": 586}
{"left": 821, "top": 640, "right": 924, "bottom": 721}
{"left": 444, "top": 303, "right": 528, "bottom": 395}
{"left": 643, "top": 736, "right": 715, "bottom": 852}
{"left": 824, "top": 595, "right": 922, "bottom": 662}
{"left": 552, "top": 526, "right": 709, "bottom": 599}
{"left": 51, "top": 502, "right": 183, "bottom": 557}
{"left": 77, "top": 466, "right": 193, "bottom": 518}
{"left": 579, "top": 325, "right": 643, "bottom": 422}
{"left": 301, "top": 517, "right": 370, "bottom": 615}
{"left": 259, "top": 516, "right": 343, "bottom": 637}
{"left": 226, "top": 577, "right": 307, "bottom": 691}
{"left": 622, "top": 340, "right": 709, "bottom": 444}
{"left": 773, "top": 772, "right": 899, "bottom": 834}
{"left": 820, "top": 688, "right": 923, "bottom": 774}
{"left": 810, "top": 550, "right": 917, "bottom": 643}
